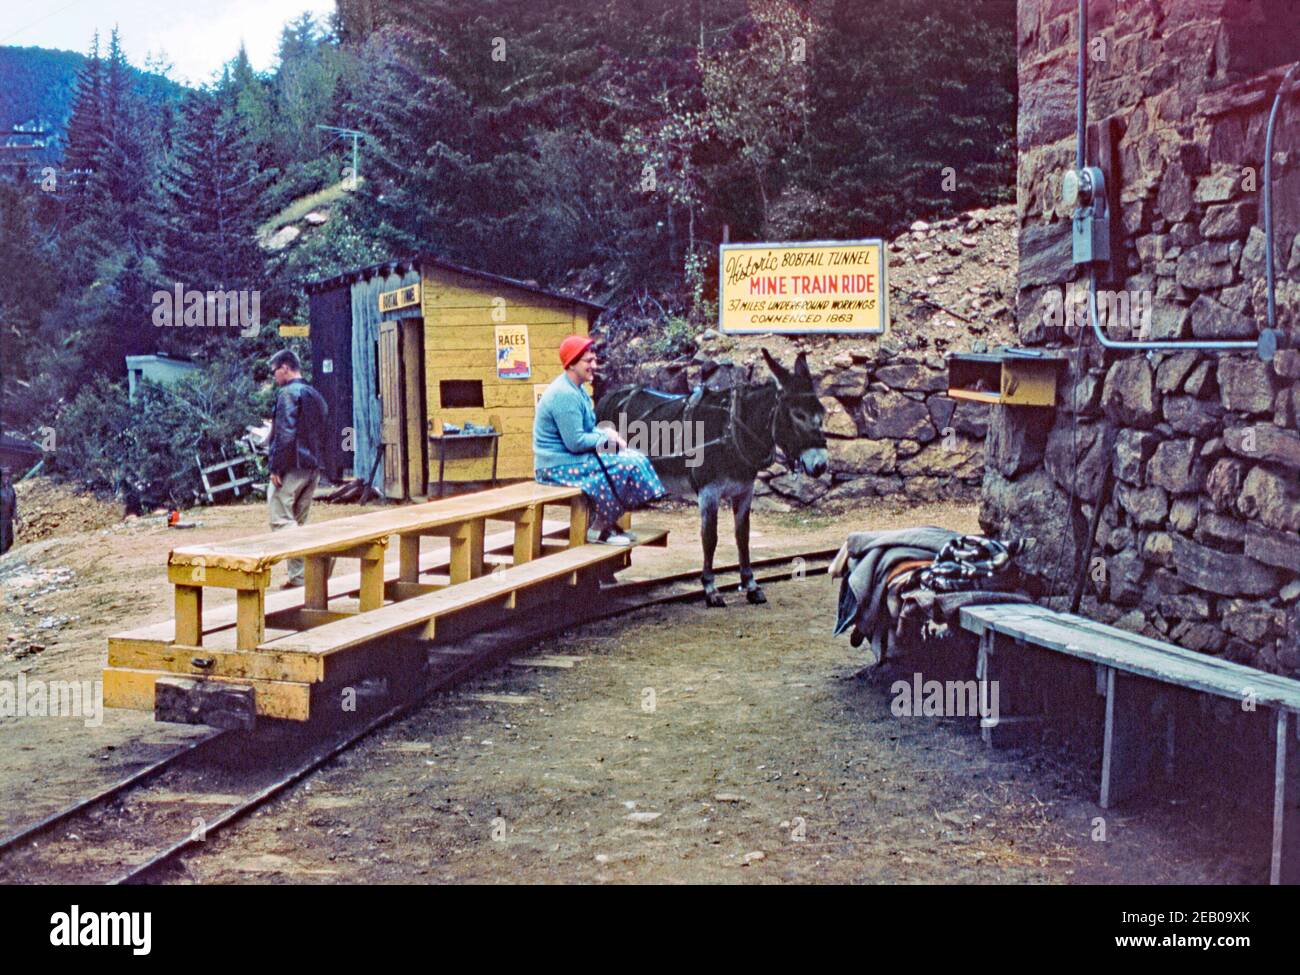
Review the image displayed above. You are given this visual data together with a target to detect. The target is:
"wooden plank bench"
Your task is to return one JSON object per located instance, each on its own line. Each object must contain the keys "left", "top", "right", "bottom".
{"left": 109, "top": 518, "right": 573, "bottom": 653}
{"left": 264, "top": 534, "right": 667, "bottom": 658}
{"left": 960, "top": 603, "right": 1300, "bottom": 884}
{"left": 165, "top": 482, "right": 587, "bottom": 651}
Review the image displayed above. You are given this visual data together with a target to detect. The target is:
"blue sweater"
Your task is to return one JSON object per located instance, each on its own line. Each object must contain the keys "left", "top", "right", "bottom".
{"left": 533, "top": 373, "right": 610, "bottom": 472}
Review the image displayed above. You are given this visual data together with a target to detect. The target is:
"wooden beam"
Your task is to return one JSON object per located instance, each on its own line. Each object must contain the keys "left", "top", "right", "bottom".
{"left": 390, "top": 581, "right": 447, "bottom": 600}
{"left": 568, "top": 496, "right": 589, "bottom": 548}
{"left": 303, "top": 556, "right": 330, "bottom": 610}
{"left": 174, "top": 584, "right": 203, "bottom": 647}
{"left": 513, "top": 504, "right": 543, "bottom": 565}
{"left": 167, "top": 564, "right": 270, "bottom": 590}
{"left": 399, "top": 534, "right": 421, "bottom": 582}
{"left": 358, "top": 553, "right": 385, "bottom": 612}
{"left": 1100, "top": 668, "right": 1160, "bottom": 809}
{"left": 449, "top": 519, "right": 485, "bottom": 583}
{"left": 108, "top": 641, "right": 324, "bottom": 683}
{"left": 236, "top": 588, "right": 265, "bottom": 651}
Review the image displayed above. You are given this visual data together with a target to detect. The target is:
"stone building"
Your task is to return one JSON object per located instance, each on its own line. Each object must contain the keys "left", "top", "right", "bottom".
{"left": 986, "top": 0, "right": 1300, "bottom": 672}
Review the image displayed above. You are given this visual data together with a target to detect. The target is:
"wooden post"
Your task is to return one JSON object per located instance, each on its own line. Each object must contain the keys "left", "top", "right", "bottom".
{"left": 513, "top": 505, "right": 543, "bottom": 565}
{"left": 359, "top": 551, "right": 385, "bottom": 612}
{"left": 974, "top": 630, "right": 1042, "bottom": 748}
{"left": 976, "top": 630, "right": 996, "bottom": 747}
{"left": 174, "top": 585, "right": 203, "bottom": 646}
{"left": 450, "top": 519, "right": 485, "bottom": 584}
{"left": 235, "top": 588, "right": 265, "bottom": 651}
{"left": 1100, "top": 668, "right": 1159, "bottom": 808}
{"left": 304, "top": 557, "right": 329, "bottom": 611}
{"left": 399, "top": 534, "right": 421, "bottom": 583}
{"left": 1271, "top": 709, "right": 1300, "bottom": 885}
{"left": 569, "top": 497, "right": 589, "bottom": 548}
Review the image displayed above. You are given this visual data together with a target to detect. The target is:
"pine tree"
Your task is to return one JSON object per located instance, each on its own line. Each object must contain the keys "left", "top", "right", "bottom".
{"left": 61, "top": 32, "right": 104, "bottom": 219}
{"left": 160, "top": 87, "right": 272, "bottom": 296}
{"left": 79, "top": 29, "right": 163, "bottom": 254}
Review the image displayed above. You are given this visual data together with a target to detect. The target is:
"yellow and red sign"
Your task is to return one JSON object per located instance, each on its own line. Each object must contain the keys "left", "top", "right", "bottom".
{"left": 719, "top": 240, "right": 888, "bottom": 334}
{"left": 495, "top": 324, "right": 532, "bottom": 379}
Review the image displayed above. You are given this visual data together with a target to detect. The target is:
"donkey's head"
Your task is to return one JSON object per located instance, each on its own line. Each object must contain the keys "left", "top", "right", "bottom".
{"left": 761, "top": 348, "right": 828, "bottom": 478}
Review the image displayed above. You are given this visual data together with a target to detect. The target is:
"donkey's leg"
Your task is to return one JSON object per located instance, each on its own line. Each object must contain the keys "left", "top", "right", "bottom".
{"left": 733, "top": 482, "right": 766, "bottom": 605}
{"left": 699, "top": 485, "right": 726, "bottom": 608}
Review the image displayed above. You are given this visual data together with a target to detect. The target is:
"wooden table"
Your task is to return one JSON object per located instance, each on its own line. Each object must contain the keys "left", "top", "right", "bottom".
{"left": 428, "top": 430, "right": 501, "bottom": 497}
{"left": 167, "top": 482, "right": 585, "bottom": 651}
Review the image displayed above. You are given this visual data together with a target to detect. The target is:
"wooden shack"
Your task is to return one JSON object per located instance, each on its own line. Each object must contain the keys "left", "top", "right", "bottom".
{"left": 306, "top": 256, "right": 604, "bottom": 500}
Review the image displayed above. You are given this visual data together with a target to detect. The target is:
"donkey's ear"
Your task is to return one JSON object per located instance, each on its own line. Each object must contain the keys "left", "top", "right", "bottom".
{"left": 760, "top": 347, "right": 789, "bottom": 384}
{"left": 793, "top": 351, "right": 812, "bottom": 380}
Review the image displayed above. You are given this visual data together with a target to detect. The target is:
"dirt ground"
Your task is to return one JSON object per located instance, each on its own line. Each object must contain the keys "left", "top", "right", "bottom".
{"left": 0, "top": 484, "right": 1268, "bottom": 883}
{"left": 174, "top": 570, "right": 1259, "bottom": 885}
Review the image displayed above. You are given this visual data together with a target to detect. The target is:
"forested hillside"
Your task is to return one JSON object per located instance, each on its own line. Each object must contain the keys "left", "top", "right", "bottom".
{"left": 0, "top": 44, "right": 183, "bottom": 145}
{"left": 0, "top": 0, "right": 1015, "bottom": 503}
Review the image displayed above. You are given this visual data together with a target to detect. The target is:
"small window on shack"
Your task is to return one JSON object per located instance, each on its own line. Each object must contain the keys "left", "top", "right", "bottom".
{"left": 440, "top": 379, "right": 484, "bottom": 409}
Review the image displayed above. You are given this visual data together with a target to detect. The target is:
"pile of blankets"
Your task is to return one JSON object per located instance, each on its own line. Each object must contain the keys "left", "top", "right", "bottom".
{"left": 830, "top": 527, "right": 1032, "bottom": 664}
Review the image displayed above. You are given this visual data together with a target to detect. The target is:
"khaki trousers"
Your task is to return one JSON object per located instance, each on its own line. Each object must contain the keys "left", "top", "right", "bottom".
{"left": 268, "top": 468, "right": 319, "bottom": 585}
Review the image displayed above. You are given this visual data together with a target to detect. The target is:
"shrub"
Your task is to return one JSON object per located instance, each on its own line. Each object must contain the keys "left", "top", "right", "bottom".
{"left": 50, "top": 351, "right": 271, "bottom": 511}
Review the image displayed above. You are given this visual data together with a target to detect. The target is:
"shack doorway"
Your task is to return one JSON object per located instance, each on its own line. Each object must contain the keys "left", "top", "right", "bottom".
{"left": 377, "top": 318, "right": 427, "bottom": 499}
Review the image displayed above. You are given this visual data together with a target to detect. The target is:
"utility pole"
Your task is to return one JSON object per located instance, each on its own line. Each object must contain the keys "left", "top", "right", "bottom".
{"left": 316, "top": 125, "right": 370, "bottom": 189}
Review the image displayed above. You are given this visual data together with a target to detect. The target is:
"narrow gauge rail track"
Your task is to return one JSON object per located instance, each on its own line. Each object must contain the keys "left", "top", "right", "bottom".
{"left": 0, "top": 548, "right": 836, "bottom": 885}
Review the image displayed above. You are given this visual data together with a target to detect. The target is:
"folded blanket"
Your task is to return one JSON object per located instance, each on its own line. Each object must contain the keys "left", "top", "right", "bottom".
{"left": 832, "top": 526, "right": 961, "bottom": 643}
{"left": 832, "top": 528, "right": 1027, "bottom": 664}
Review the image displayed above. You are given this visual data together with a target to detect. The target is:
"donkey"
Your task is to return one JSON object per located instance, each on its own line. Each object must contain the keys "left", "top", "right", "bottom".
{"left": 596, "top": 349, "right": 828, "bottom": 607}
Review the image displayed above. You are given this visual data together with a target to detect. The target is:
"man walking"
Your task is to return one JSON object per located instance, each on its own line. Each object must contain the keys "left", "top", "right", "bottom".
{"left": 267, "top": 350, "right": 328, "bottom": 588}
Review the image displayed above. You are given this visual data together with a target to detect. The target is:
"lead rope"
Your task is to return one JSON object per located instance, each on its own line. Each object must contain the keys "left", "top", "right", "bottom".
{"left": 591, "top": 445, "right": 629, "bottom": 526}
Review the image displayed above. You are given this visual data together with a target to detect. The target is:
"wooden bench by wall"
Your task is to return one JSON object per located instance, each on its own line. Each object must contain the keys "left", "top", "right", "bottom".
{"left": 960, "top": 603, "right": 1300, "bottom": 885}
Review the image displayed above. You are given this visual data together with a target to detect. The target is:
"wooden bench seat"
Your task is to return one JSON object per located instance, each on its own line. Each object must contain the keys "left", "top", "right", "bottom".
{"left": 104, "top": 528, "right": 667, "bottom": 716}
{"left": 109, "top": 519, "right": 572, "bottom": 651}
{"left": 168, "top": 482, "right": 582, "bottom": 575}
{"left": 105, "top": 478, "right": 668, "bottom": 728}
{"left": 165, "top": 482, "right": 587, "bottom": 650}
{"left": 960, "top": 603, "right": 1300, "bottom": 884}
{"left": 263, "top": 531, "right": 668, "bottom": 658}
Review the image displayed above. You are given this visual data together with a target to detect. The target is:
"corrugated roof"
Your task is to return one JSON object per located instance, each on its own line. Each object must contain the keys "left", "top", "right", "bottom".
{"left": 305, "top": 253, "right": 606, "bottom": 313}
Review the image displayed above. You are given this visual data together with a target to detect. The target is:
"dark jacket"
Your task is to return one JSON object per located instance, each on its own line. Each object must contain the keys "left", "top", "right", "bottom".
{"left": 269, "top": 379, "right": 328, "bottom": 476}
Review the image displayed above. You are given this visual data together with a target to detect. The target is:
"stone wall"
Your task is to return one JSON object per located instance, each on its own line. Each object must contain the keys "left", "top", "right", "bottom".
{"left": 636, "top": 342, "right": 989, "bottom": 511}
{"left": 990, "top": 0, "right": 1300, "bottom": 672}
{"left": 769, "top": 349, "right": 989, "bottom": 509}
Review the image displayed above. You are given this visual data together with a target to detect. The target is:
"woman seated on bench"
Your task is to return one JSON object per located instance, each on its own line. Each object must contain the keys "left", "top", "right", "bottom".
{"left": 534, "top": 336, "right": 665, "bottom": 546}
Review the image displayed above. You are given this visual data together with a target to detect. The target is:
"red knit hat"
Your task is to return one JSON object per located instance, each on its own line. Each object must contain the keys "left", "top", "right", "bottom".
{"left": 558, "top": 334, "right": 594, "bottom": 368}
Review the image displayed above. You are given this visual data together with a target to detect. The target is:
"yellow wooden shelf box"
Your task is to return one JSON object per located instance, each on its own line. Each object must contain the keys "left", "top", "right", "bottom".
{"left": 946, "top": 349, "right": 1066, "bottom": 407}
